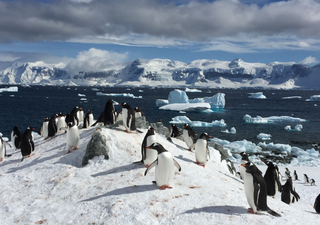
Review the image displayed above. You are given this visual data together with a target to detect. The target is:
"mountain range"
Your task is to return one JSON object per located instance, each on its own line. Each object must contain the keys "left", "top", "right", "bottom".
{"left": 0, "top": 58, "right": 319, "bottom": 89}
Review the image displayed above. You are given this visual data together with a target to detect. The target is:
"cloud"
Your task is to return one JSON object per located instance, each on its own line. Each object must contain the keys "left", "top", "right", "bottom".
{"left": 64, "top": 48, "right": 128, "bottom": 73}
{"left": 299, "top": 56, "right": 317, "bottom": 65}
{"left": 1, "top": 0, "right": 320, "bottom": 44}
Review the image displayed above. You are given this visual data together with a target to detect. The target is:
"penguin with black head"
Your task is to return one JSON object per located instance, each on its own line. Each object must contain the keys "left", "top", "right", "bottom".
{"left": 20, "top": 127, "right": 35, "bottom": 161}
{"left": 169, "top": 124, "right": 180, "bottom": 137}
{"left": 182, "top": 124, "right": 197, "bottom": 151}
{"left": 119, "top": 102, "right": 136, "bottom": 133}
{"left": 39, "top": 117, "right": 49, "bottom": 138}
{"left": 136, "top": 127, "right": 157, "bottom": 167}
{"left": 48, "top": 114, "right": 58, "bottom": 138}
{"left": 11, "top": 126, "right": 22, "bottom": 150}
{"left": 314, "top": 194, "right": 320, "bottom": 213}
{"left": 65, "top": 122, "right": 80, "bottom": 154}
{"left": 238, "top": 152, "right": 250, "bottom": 180}
{"left": 241, "top": 162, "right": 281, "bottom": 217}
{"left": 103, "top": 99, "right": 116, "bottom": 125}
{"left": 0, "top": 136, "right": 12, "bottom": 161}
{"left": 263, "top": 161, "right": 282, "bottom": 197}
{"left": 281, "top": 176, "right": 300, "bottom": 204}
{"left": 83, "top": 110, "right": 94, "bottom": 128}
{"left": 66, "top": 106, "right": 80, "bottom": 126}
{"left": 134, "top": 106, "right": 145, "bottom": 118}
{"left": 194, "top": 132, "right": 212, "bottom": 167}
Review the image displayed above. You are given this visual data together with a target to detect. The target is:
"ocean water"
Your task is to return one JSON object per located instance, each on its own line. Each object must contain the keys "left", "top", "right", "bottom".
{"left": 1, "top": 86, "right": 320, "bottom": 151}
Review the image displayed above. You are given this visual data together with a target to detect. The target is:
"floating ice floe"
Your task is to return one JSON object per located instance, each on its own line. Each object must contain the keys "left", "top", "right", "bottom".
{"left": 248, "top": 92, "right": 266, "bottom": 99}
{"left": 257, "top": 133, "right": 271, "bottom": 140}
{"left": 96, "top": 92, "right": 141, "bottom": 98}
{"left": 78, "top": 94, "right": 86, "bottom": 97}
{"left": 243, "top": 114, "right": 307, "bottom": 123}
{"left": 156, "top": 89, "right": 225, "bottom": 110}
{"left": 306, "top": 95, "right": 320, "bottom": 101}
{"left": 221, "top": 127, "right": 236, "bottom": 134}
{"left": 281, "top": 96, "right": 302, "bottom": 99}
{"left": 185, "top": 88, "right": 202, "bottom": 92}
{"left": 0, "top": 86, "right": 18, "bottom": 93}
{"left": 170, "top": 116, "right": 226, "bottom": 127}
{"left": 80, "top": 98, "right": 87, "bottom": 101}
{"left": 284, "top": 124, "right": 303, "bottom": 131}
{"left": 160, "top": 103, "right": 211, "bottom": 112}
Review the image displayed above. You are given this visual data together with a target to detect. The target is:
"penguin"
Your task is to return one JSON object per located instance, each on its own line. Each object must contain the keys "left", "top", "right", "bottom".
{"left": 77, "top": 108, "right": 84, "bottom": 123}
{"left": 314, "top": 194, "right": 320, "bottom": 213}
{"left": 310, "top": 179, "right": 316, "bottom": 186}
{"left": 263, "top": 161, "right": 282, "bottom": 197}
{"left": 137, "top": 127, "right": 157, "bottom": 167}
{"left": 83, "top": 110, "right": 94, "bottom": 128}
{"left": 194, "top": 132, "right": 212, "bottom": 167}
{"left": 144, "top": 143, "right": 181, "bottom": 190}
{"left": 56, "top": 112, "right": 67, "bottom": 134}
{"left": 281, "top": 177, "right": 300, "bottom": 204}
{"left": 182, "top": 124, "right": 197, "bottom": 151}
{"left": 91, "top": 111, "right": 104, "bottom": 127}
{"left": 66, "top": 122, "right": 80, "bottom": 153}
{"left": 238, "top": 152, "right": 250, "bottom": 181}
{"left": 48, "top": 114, "right": 58, "bottom": 138}
{"left": 293, "top": 170, "right": 299, "bottom": 181}
{"left": 169, "top": 124, "right": 180, "bottom": 138}
{"left": 241, "top": 162, "right": 281, "bottom": 217}
{"left": 116, "top": 109, "right": 123, "bottom": 122}
{"left": 103, "top": 99, "right": 116, "bottom": 125}
{"left": 226, "top": 159, "right": 237, "bottom": 175}
{"left": 20, "top": 127, "right": 35, "bottom": 161}
{"left": 66, "top": 106, "right": 80, "bottom": 126}
{"left": 285, "top": 167, "right": 291, "bottom": 179}
{"left": 274, "top": 165, "right": 283, "bottom": 182}
{"left": 134, "top": 106, "right": 145, "bottom": 118}
{"left": 0, "top": 136, "right": 12, "bottom": 161}
{"left": 11, "top": 126, "right": 22, "bottom": 150}
{"left": 39, "top": 117, "right": 49, "bottom": 138}
{"left": 236, "top": 172, "right": 243, "bottom": 180}
{"left": 304, "top": 174, "right": 309, "bottom": 184}
{"left": 119, "top": 102, "right": 136, "bottom": 132}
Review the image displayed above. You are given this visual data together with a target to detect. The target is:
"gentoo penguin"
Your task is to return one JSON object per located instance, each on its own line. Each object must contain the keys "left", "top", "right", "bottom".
{"left": 314, "top": 194, "right": 320, "bottom": 213}
{"left": 138, "top": 127, "right": 157, "bottom": 167}
{"left": 241, "top": 162, "right": 281, "bottom": 217}
{"left": 293, "top": 170, "right": 299, "bottom": 181}
{"left": 304, "top": 174, "right": 309, "bottom": 184}
{"left": 0, "top": 136, "right": 12, "bottom": 161}
{"left": 11, "top": 126, "right": 22, "bottom": 150}
{"left": 56, "top": 112, "right": 67, "bottom": 134}
{"left": 65, "top": 122, "right": 80, "bottom": 153}
{"left": 20, "top": 127, "right": 35, "bottom": 161}
{"left": 274, "top": 165, "right": 283, "bottom": 182}
{"left": 66, "top": 106, "right": 80, "bottom": 126}
{"left": 39, "top": 117, "right": 49, "bottom": 138}
{"left": 194, "top": 132, "right": 212, "bottom": 167}
{"left": 170, "top": 124, "right": 180, "bottom": 137}
{"left": 48, "top": 114, "right": 58, "bottom": 138}
{"left": 263, "top": 161, "right": 282, "bottom": 197}
{"left": 119, "top": 102, "right": 136, "bottom": 132}
{"left": 134, "top": 106, "right": 145, "bottom": 118}
{"left": 83, "top": 110, "right": 94, "bottom": 128}
{"left": 91, "top": 111, "right": 104, "bottom": 127}
{"left": 226, "top": 159, "right": 237, "bottom": 175}
{"left": 144, "top": 143, "right": 181, "bottom": 190}
{"left": 77, "top": 108, "right": 84, "bottom": 123}
{"left": 310, "top": 179, "right": 316, "bottom": 186}
{"left": 116, "top": 109, "right": 123, "bottom": 122}
{"left": 285, "top": 167, "right": 291, "bottom": 179}
{"left": 281, "top": 177, "right": 300, "bottom": 204}
{"left": 182, "top": 124, "right": 197, "bottom": 151}
{"left": 238, "top": 152, "right": 250, "bottom": 181}
{"left": 103, "top": 99, "right": 116, "bottom": 125}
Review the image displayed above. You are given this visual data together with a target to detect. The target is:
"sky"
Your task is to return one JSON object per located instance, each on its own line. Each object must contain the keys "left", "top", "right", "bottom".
{"left": 1, "top": 0, "right": 320, "bottom": 71}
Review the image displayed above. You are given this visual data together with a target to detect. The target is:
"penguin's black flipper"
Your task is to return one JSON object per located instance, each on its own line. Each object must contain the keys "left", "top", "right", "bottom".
{"left": 292, "top": 190, "right": 300, "bottom": 201}
{"left": 173, "top": 158, "right": 181, "bottom": 172}
{"left": 135, "top": 129, "right": 143, "bottom": 133}
{"left": 144, "top": 159, "right": 157, "bottom": 176}
{"left": 5, "top": 154, "right": 12, "bottom": 158}
{"left": 267, "top": 208, "right": 281, "bottom": 217}
{"left": 133, "top": 160, "right": 144, "bottom": 164}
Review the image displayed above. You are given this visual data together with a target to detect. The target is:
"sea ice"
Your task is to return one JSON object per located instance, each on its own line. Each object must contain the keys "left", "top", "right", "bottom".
{"left": 78, "top": 94, "right": 86, "bottom": 97}
{"left": 248, "top": 92, "right": 266, "bottom": 99}
{"left": 281, "top": 96, "right": 302, "bottom": 99}
{"left": 0, "top": 86, "right": 18, "bottom": 93}
{"left": 160, "top": 103, "right": 211, "bottom": 111}
{"left": 307, "top": 95, "right": 320, "bottom": 101}
{"left": 257, "top": 133, "right": 272, "bottom": 140}
{"left": 221, "top": 127, "right": 236, "bottom": 134}
{"left": 170, "top": 116, "right": 227, "bottom": 127}
{"left": 185, "top": 88, "right": 201, "bottom": 92}
{"left": 96, "top": 92, "right": 137, "bottom": 98}
{"left": 244, "top": 114, "right": 307, "bottom": 123}
{"left": 285, "top": 124, "right": 303, "bottom": 131}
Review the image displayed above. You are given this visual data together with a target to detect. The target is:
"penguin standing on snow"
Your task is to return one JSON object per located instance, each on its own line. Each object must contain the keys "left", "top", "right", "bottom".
{"left": 310, "top": 179, "right": 316, "bottom": 186}
{"left": 20, "top": 127, "right": 35, "bottom": 161}
{"left": 194, "top": 132, "right": 212, "bottom": 167}
{"left": 314, "top": 194, "right": 320, "bottom": 213}
{"left": 304, "top": 174, "right": 310, "bottom": 184}
{"left": 136, "top": 127, "right": 157, "bottom": 167}
{"left": 0, "top": 136, "right": 12, "bottom": 161}
{"left": 103, "top": 99, "right": 116, "bottom": 125}
{"left": 238, "top": 152, "right": 250, "bottom": 180}
{"left": 281, "top": 177, "right": 300, "bottom": 204}
{"left": 170, "top": 124, "right": 180, "bottom": 138}
{"left": 65, "top": 122, "right": 80, "bottom": 153}
{"left": 144, "top": 143, "right": 181, "bottom": 190}
{"left": 263, "top": 161, "right": 282, "bottom": 197}
{"left": 11, "top": 126, "right": 22, "bottom": 150}
{"left": 56, "top": 112, "right": 67, "bottom": 134}
{"left": 182, "top": 124, "right": 197, "bottom": 151}
{"left": 241, "top": 162, "right": 281, "bottom": 217}
{"left": 66, "top": 106, "right": 80, "bottom": 126}
{"left": 293, "top": 170, "right": 299, "bottom": 181}
{"left": 119, "top": 102, "right": 136, "bottom": 132}
{"left": 134, "top": 106, "right": 145, "bottom": 118}
{"left": 83, "top": 110, "right": 94, "bottom": 128}
{"left": 39, "top": 117, "right": 49, "bottom": 138}
{"left": 48, "top": 114, "right": 58, "bottom": 138}
{"left": 77, "top": 108, "right": 84, "bottom": 123}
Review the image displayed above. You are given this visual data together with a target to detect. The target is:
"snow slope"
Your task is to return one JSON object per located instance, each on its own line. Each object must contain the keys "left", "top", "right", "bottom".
{"left": 1, "top": 125, "right": 320, "bottom": 224}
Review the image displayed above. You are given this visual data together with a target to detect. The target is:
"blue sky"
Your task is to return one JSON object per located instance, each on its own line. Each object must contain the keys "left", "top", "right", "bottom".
{"left": 1, "top": 0, "right": 320, "bottom": 71}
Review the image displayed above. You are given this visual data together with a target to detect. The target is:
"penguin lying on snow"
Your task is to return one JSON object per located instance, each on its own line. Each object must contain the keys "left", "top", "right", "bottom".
{"left": 144, "top": 143, "right": 181, "bottom": 190}
{"left": 194, "top": 132, "right": 212, "bottom": 167}
{"left": 241, "top": 162, "right": 281, "bottom": 217}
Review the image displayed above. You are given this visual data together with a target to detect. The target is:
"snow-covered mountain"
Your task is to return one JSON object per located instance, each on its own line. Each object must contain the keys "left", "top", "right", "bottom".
{"left": 0, "top": 58, "right": 319, "bottom": 89}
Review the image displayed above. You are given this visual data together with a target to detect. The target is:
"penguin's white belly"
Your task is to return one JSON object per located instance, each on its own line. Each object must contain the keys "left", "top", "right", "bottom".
{"left": 56, "top": 117, "right": 66, "bottom": 134}
{"left": 195, "top": 139, "right": 207, "bottom": 164}
{"left": 239, "top": 159, "right": 247, "bottom": 181}
{"left": 122, "top": 109, "right": 130, "bottom": 131}
{"left": 183, "top": 130, "right": 193, "bottom": 148}
{"left": 135, "top": 112, "right": 142, "bottom": 118}
{"left": 79, "top": 111, "right": 84, "bottom": 122}
{"left": 155, "top": 152, "right": 175, "bottom": 187}
{"left": 144, "top": 148, "right": 158, "bottom": 166}
{"left": 0, "top": 141, "right": 4, "bottom": 159}
{"left": 42, "top": 122, "right": 49, "bottom": 138}
{"left": 88, "top": 114, "right": 94, "bottom": 127}
{"left": 243, "top": 172, "right": 258, "bottom": 212}
{"left": 10, "top": 131, "right": 16, "bottom": 149}
{"left": 66, "top": 127, "right": 79, "bottom": 150}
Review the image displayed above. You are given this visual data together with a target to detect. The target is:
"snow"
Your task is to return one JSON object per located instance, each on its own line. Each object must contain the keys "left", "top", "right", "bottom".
{"left": 248, "top": 92, "right": 267, "bottom": 99}
{"left": 243, "top": 114, "right": 307, "bottom": 124}
{"left": 257, "top": 133, "right": 272, "bottom": 141}
{"left": 170, "top": 116, "right": 227, "bottom": 127}
{"left": 159, "top": 103, "right": 211, "bottom": 112}
{"left": 0, "top": 86, "right": 18, "bottom": 92}
{"left": 1, "top": 124, "right": 320, "bottom": 224}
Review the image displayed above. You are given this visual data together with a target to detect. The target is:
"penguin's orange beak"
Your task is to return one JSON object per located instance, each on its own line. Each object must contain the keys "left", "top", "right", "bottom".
{"left": 241, "top": 164, "right": 246, "bottom": 167}
{"left": 209, "top": 135, "right": 212, "bottom": 138}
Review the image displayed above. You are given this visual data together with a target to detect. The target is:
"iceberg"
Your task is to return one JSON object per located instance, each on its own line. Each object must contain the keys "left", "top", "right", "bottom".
{"left": 168, "top": 89, "right": 189, "bottom": 104}
{"left": 281, "top": 96, "right": 302, "bottom": 100}
{"left": 306, "top": 95, "right": 320, "bottom": 101}
{"left": 185, "top": 88, "right": 202, "bottom": 92}
{"left": 78, "top": 93, "right": 86, "bottom": 97}
{"left": 160, "top": 103, "right": 211, "bottom": 112}
{"left": 96, "top": 92, "right": 135, "bottom": 97}
{"left": 285, "top": 124, "right": 303, "bottom": 131}
{"left": 221, "top": 127, "right": 236, "bottom": 134}
{"left": 189, "top": 93, "right": 225, "bottom": 109}
{"left": 0, "top": 86, "right": 18, "bottom": 93}
{"left": 169, "top": 116, "right": 227, "bottom": 127}
{"left": 156, "top": 99, "right": 169, "bottom": 107}
{"left": 248, "top": 92, "right": 266, "bottom": 99}
{"left": 257, "top": 133, "right": 271, "bottom": 140}
{"left": 244, "top": 114, "right": 307, "bottom": 123}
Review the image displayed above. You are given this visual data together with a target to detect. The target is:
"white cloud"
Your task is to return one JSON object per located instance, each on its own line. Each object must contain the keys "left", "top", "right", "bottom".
{"left": 299, "top": 56, "right": 317, "bottom": 65}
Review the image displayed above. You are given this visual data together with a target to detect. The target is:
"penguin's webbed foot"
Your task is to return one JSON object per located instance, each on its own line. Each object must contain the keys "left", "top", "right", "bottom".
{"left": 0, "top": 158, "right": 3, "bottom": 161}
{"left": 159, "top": 185, "right": 172, "bottom": 190}
{"left": 248, "top": 208, "right": 257, "bottom": 214}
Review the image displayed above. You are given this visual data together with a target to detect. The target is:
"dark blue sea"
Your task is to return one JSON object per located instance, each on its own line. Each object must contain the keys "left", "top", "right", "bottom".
{"left": 1, "top": 85, "right": 320, "bottom": 150}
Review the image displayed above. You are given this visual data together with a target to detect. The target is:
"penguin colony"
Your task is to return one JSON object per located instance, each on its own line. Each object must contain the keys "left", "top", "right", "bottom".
{"left": 2, "top": 97, "right": 320, "bottom": 216}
